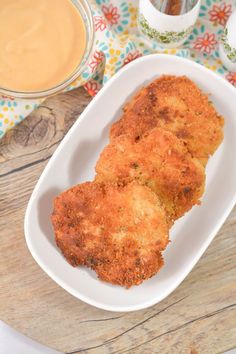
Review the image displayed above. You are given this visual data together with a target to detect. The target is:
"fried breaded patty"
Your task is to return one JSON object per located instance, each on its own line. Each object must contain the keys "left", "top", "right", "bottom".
{"left": 96, "top": 128, "right": 205, "bottom": 223}
{"left": 110, "top": 75, "right": 224, "bottom": 165}
{"left": 51, "top": 181, "right": 169, "bottom": 287}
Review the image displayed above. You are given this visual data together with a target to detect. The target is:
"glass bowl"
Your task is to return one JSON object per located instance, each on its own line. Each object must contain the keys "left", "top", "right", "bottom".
{"left": 0, "top": 0, "right": 94, "bottom": 99}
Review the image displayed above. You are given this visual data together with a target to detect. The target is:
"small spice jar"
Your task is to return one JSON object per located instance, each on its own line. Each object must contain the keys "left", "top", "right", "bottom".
{"left": 138, "top": 0, "right": 201, "bottom": 48}
{"left": 219, "top": 11, "right": 236, "bottom": 73}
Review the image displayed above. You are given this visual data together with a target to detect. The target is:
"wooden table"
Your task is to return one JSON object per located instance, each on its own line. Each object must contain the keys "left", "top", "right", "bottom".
{"left": 1, "top": 88, "right": 236, "bottom": 354}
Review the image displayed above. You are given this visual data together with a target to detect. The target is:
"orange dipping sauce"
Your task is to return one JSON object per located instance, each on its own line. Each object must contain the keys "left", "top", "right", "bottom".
{"left": 0, "top": 0, "right": 87, "bottom": 92}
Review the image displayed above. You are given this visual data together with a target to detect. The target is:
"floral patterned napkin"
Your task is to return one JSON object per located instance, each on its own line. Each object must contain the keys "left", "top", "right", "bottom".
{"left": 0, "top": 0, "right": 235, "bottom": 138}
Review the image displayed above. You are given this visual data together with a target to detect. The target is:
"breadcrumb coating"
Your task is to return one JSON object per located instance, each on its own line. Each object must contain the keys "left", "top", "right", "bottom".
{"left": 96, "top": 128, "right": 205, "bottom": 223}
{"left": 110, "top": 75, "right": 224, "bottom": 165}
{"left": 51, "top": 181, "right": 169, "bottom": 287}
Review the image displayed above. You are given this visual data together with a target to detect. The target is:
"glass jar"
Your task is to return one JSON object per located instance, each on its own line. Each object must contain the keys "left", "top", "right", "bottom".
{"left": 0, "top": 0, "right": 94, "bottom": 99}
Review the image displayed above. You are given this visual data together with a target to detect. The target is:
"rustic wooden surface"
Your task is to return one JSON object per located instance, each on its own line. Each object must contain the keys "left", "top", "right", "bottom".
{"left": 0, "top": 87, "right": 236, "bottom": 354}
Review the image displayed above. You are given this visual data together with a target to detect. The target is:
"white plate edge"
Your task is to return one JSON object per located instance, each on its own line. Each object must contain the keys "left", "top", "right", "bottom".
{"left": 24, "top": 54, "right": 236, "bottom": 312}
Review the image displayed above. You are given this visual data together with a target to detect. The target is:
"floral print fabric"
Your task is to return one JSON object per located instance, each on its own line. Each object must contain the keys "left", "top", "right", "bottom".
{"left": 0, "top": 0, "right": 235, "bottom": 138}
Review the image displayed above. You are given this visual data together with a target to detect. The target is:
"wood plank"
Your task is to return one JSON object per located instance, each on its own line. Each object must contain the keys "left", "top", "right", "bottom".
{"left": 0, "top": 88, "right": 235, "bottom": 354}
{"left": 0, "top": 87, "right": 91, "bottom": 175}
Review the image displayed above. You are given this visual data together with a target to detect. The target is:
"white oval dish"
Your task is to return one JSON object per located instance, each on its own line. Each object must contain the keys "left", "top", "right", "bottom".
{"left": 24, "top": 54, "right": 236, "bottom": 312}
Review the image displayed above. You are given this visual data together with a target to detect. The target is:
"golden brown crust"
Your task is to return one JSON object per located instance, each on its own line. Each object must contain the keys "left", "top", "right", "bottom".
{"left": 51, "top": 181, "right": 169, "bottom": 287}
{"left": 96, "top": 127, "right": 205, "bottom": 223}
{"left": 51, "top": 75, "right": 224, "bottom": 288}
{"left": 95, "top": 251, "right": 164, "bottom": 287}
{"left": 110, "top": 75, "right": 224, "bottom": 165}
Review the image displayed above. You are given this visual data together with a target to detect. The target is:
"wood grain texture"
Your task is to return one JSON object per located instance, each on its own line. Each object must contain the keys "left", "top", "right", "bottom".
{"left": 0, "top": 87, "right": 236, "bottom": 354}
